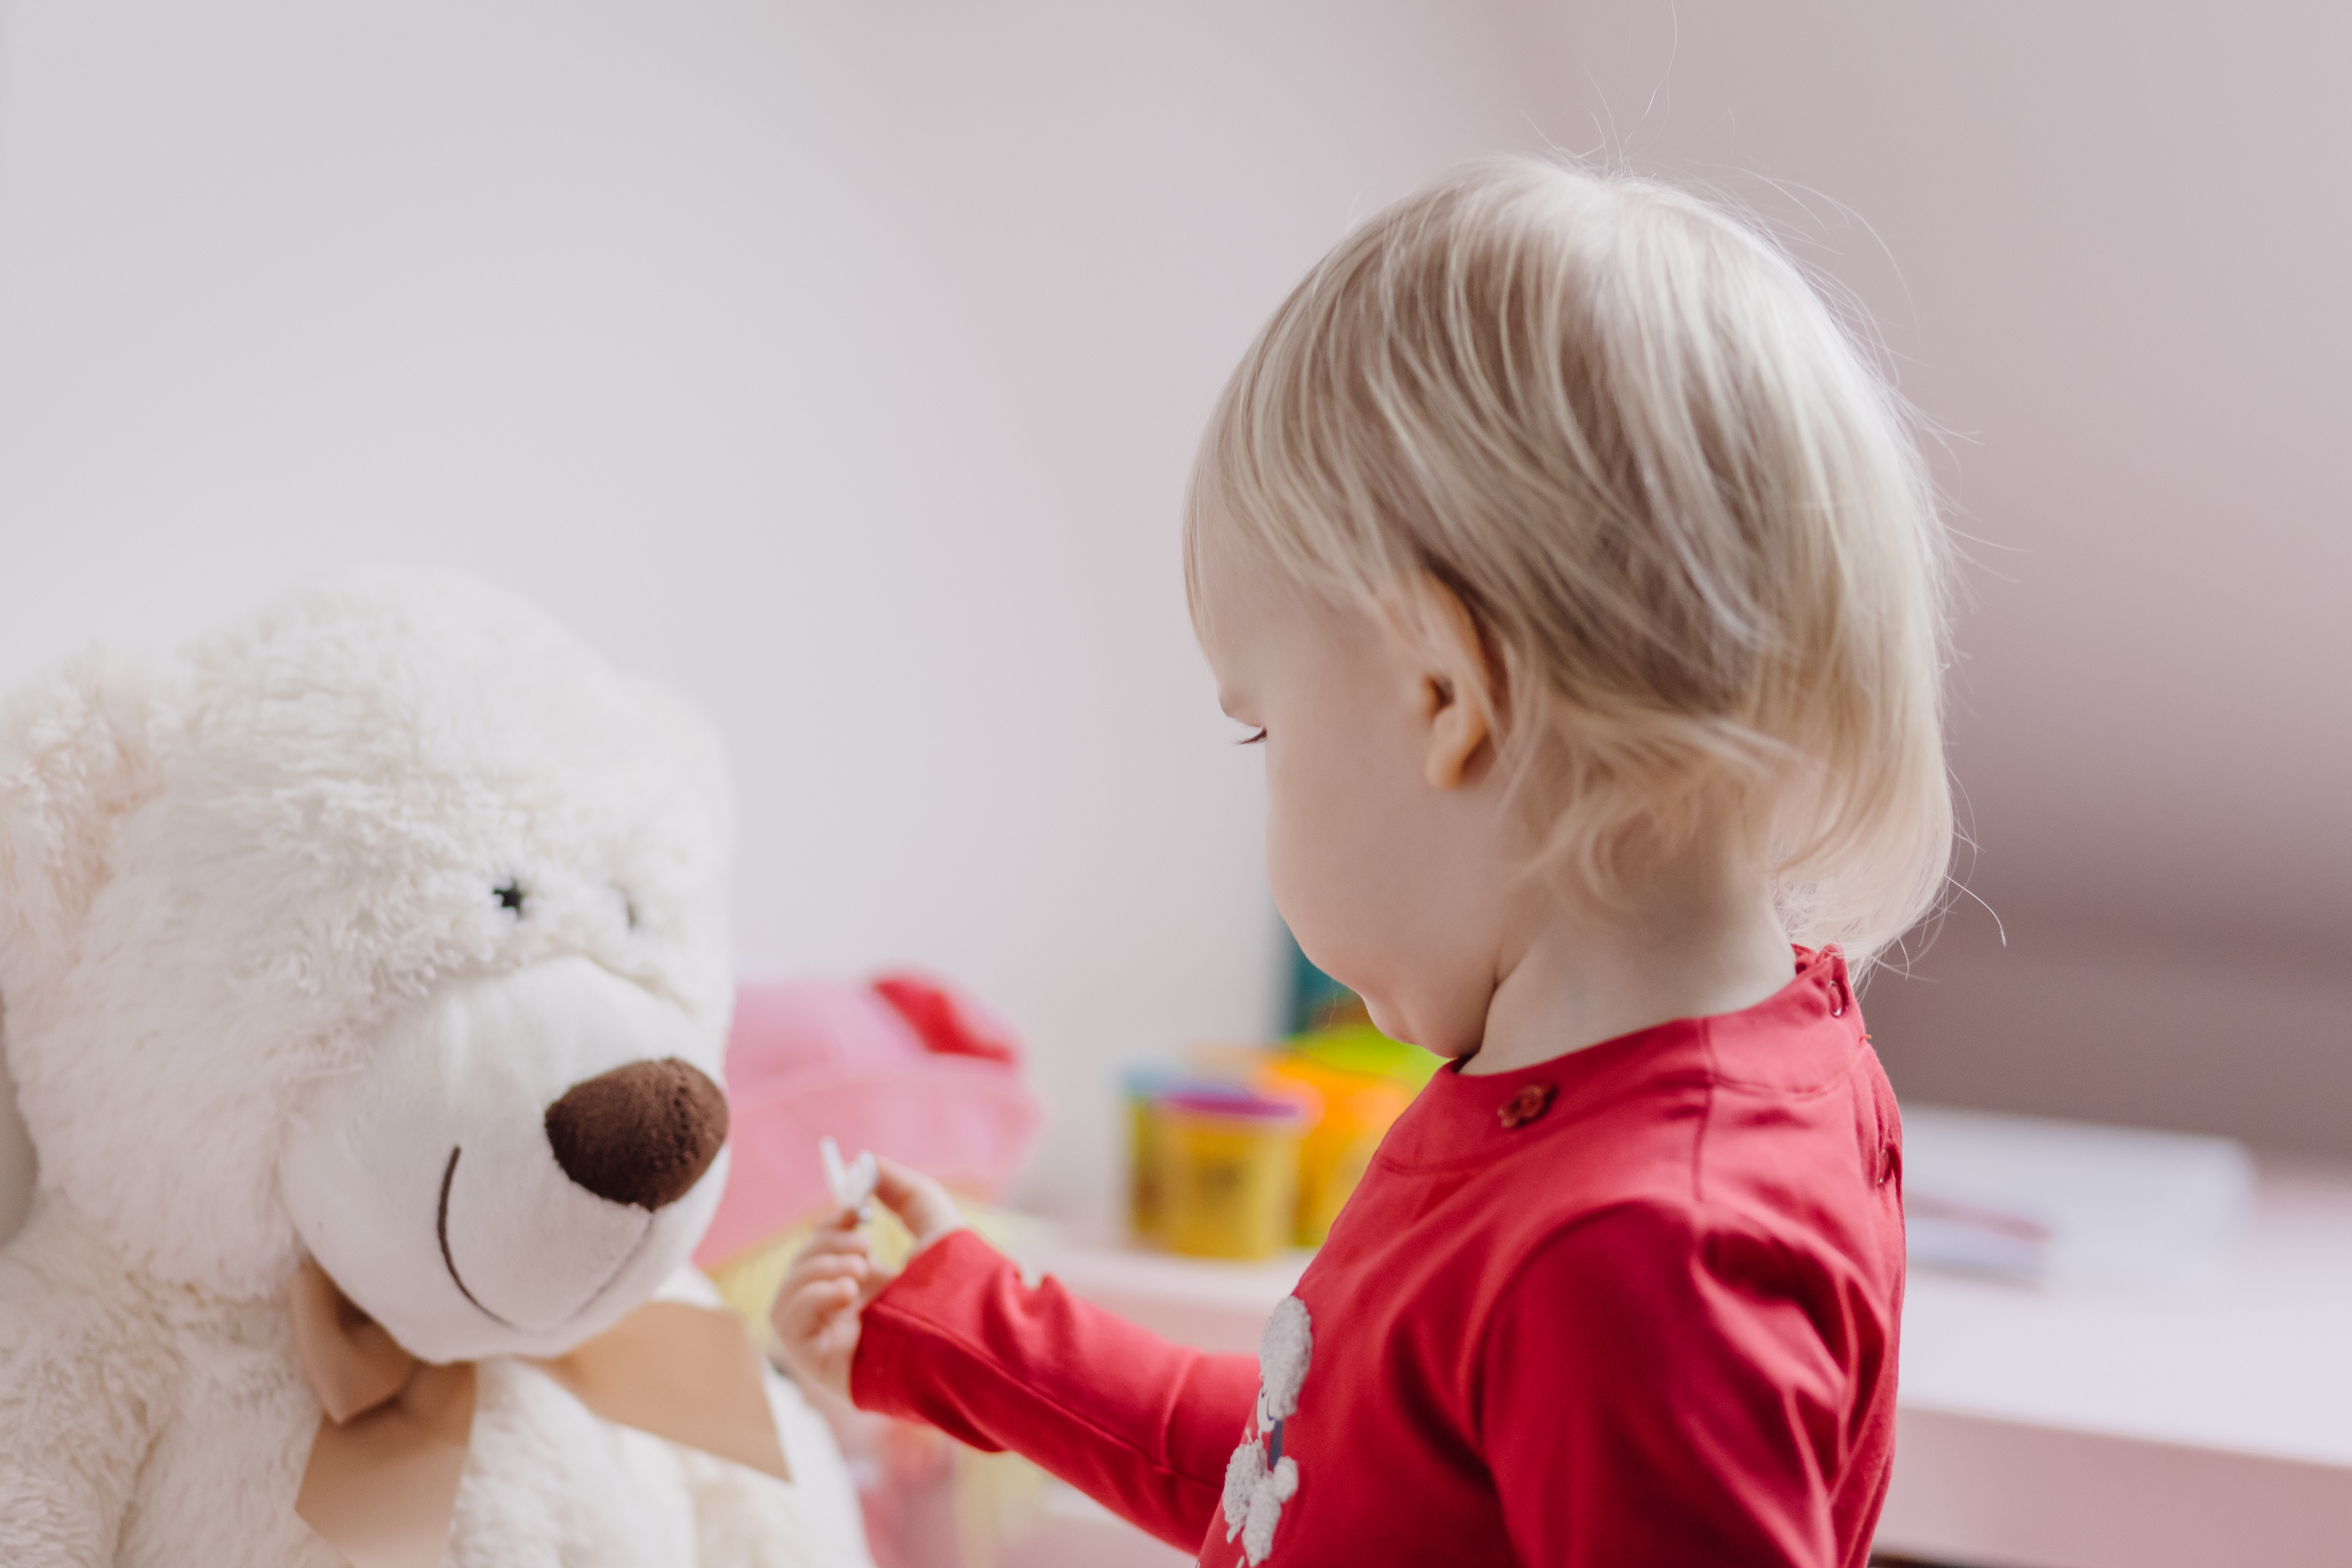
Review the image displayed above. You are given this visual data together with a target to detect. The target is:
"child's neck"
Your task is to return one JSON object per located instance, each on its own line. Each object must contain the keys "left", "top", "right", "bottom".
{"left": 1457, "top": 855, "right": 1796, "bottom": 1077}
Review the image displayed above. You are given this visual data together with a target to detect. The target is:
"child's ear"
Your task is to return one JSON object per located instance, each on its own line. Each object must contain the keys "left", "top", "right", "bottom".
{"left": 0, "top": 648, "right": 173, "bottom": 976}
{"left": 1398, "top": 576, "right": 1500, "bottom": 791}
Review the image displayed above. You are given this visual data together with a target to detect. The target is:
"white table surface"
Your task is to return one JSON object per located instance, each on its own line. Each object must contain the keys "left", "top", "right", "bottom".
{"left": 1010, "top": 1155, "right": 2352, "bottom": 1568}
{"left": 1895, "top": 1157, "right": 2352, "bottom": 1467}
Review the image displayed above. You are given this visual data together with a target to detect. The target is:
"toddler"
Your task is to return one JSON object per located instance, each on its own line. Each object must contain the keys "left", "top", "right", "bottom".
{"left": 774, "top": 156, "right": 1948, "bottom": 1567}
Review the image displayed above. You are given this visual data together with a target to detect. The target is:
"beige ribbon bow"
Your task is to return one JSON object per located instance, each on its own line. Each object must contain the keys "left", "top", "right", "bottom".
{"left": 289, "top": 1258, "right": 790, "bottom": 1568}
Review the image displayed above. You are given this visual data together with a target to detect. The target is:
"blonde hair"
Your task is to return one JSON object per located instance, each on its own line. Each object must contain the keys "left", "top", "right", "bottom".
{"left": 1185, "top": 156, "right": 1951, "bottom": 966}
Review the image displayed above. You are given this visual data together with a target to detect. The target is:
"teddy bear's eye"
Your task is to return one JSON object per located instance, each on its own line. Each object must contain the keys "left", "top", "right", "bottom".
{"left": 619, "top": 891, "right": 639, "bottom": 931}
{"left": 493, "top": 880, "right": 527, "bottom": 917}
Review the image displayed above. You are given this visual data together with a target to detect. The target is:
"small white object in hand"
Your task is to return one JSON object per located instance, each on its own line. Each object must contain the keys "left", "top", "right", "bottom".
{"left": 819, "top": 1136, "right": 879, "bottom": 1220}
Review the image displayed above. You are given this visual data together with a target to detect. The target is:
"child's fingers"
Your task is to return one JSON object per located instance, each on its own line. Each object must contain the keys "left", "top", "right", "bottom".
{"left": 791, "top": 1272, "right": 862, "bottom": 1312}
{"left": 771, "top": 1275, "right": 860, "bottom": 1346}
{"left": 870, "top": 1156, "right": 965, "bottom": 1249}
{"left": 786, "top": 1231, "right": 873, "bottom": 1281}
{"left": 782, "top": 1263, "right": 879, "bottom": 1321}
{"left": 771, "top": 1271, "right": 869, "bottom": 1403}
{"left": 784, "top": 1252, "right": 869, "bottom": 1294}
{"left": 791, "top": 1230, "right": 874, "bottom": 1266}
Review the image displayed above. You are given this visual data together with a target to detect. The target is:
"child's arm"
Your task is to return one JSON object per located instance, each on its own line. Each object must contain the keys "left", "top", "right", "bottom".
{"left": 856, "top": 1230, "right": 1259, "bottom": 1549}
{"left": 774, "top": 1162, "right": 1258, "bottom": 1554}
{"left": 1478, "top": 1201, "right": 1880, "bottom": 1567}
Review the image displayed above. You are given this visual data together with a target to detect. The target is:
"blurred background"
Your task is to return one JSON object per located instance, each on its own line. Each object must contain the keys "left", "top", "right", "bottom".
{"left": 1, "top": 0, "right": 2346, "bottom": 1222}
{"left": 7, "top": 6, "right": 2350, "bottom": 1564}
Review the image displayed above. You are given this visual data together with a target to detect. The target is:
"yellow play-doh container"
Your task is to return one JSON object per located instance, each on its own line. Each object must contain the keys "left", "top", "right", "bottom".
{"left": 1260, "top": 1056, "right": 1415, "bottom": 1247}
{"left": 1123, "top": 1069, "right": 1174, "bottom": 1241}
{"left": 1126, "top": 1068, "right": 1265, "bottom": 1242}
{"left": 1154, "top": 1091, "right": 1314, "bottom": 1260}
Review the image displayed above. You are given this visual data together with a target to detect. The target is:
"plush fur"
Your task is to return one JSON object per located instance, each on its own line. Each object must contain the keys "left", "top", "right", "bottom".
{"left": 0, "top": 573, "right": 871, "bottom": 1567}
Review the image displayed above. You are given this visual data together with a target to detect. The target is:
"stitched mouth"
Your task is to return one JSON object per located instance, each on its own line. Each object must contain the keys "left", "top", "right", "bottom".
{"left": 436, "top": 1144, "right": 662, "bottom": 1332}
{"left": 438, "top": 1146, "right": 520, "bottom": 1329}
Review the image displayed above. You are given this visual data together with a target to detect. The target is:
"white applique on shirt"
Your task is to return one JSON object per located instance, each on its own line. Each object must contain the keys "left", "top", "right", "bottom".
{"left": 1222, "top": 1295, "right": 1312, "bottom": 1564}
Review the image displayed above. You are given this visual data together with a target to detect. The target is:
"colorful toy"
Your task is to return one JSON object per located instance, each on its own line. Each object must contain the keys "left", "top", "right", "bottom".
{"left": 1127, "top": 1025, "right": 1445, "bottom": 1256}
{"left": 695, "top": 973, "right": 1042, "bottom": 1273}
{"left": 1155, "top": 1090, "right": 1314, "bottom": 1261}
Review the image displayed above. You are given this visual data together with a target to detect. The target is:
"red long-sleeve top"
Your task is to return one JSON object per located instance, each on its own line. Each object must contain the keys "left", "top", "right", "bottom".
{"left": 851, "top": 947, "right": 1906, "bottom": 1566}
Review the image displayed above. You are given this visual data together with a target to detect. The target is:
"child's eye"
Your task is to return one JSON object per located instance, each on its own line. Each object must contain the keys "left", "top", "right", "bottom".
{"left": 1237, "top": 727, "right": 1268, "bottom": 746}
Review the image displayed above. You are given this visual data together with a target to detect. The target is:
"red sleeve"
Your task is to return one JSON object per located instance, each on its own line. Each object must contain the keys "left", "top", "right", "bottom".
{"left": 1478, "top": 1203, "right": 1856, "bottom": 1568}
{"left": 850, "top": 1230, "right": 1259, "bottom": 1552}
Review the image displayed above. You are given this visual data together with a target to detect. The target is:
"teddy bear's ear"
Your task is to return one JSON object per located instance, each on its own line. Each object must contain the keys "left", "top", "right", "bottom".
{"left": 0, "top": 647, "right": 173, "bottom": 970}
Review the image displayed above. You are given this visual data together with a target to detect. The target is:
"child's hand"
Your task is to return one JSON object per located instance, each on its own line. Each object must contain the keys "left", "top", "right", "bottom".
{"left": 770, "top": 1157, "right": 966, "bottom": 1403}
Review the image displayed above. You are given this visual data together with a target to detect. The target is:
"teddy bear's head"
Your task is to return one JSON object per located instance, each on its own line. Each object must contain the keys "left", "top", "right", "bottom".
{"left": 0, "top": 572, "right": 737, "bottom": 1362}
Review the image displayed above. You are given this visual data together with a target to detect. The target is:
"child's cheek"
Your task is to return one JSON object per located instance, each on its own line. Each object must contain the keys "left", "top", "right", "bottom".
{"left": 1262, "top": 734, "right": 1382, "bottom": 993}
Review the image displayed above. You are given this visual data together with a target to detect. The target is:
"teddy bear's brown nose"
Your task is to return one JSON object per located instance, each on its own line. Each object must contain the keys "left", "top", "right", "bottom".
{"left": 543, "top": 1058, "right": 729, "bottom": 1210}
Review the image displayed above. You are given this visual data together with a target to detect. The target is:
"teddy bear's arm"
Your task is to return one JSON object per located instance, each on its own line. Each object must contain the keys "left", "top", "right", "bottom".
{"left": 0, "top": 1209, "right": 174, "bottom": 1567}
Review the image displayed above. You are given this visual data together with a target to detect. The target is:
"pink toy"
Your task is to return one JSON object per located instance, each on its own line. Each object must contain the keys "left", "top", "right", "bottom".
{"left": 695, "top": 972, "right": 1044, "bottom": 1268}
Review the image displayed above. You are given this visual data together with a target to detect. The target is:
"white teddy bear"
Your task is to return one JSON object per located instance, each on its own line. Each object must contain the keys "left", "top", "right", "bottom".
{"left": 0, "top": 573, "right": 872, "bottom": 1568}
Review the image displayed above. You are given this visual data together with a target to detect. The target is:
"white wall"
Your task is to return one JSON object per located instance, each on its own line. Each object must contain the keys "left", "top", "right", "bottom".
{"left": 6, "top": 1, "right": 2347, "bottom": 1250}
{"left": 1489, "top": 0, "right": 2352, "bottom": 1154}
{"left": 0, "top": 0, "right": 1547, "bottom": 1224}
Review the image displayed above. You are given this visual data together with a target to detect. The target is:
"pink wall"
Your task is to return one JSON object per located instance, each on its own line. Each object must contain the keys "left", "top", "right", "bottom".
{"left": 0, "top": 0, "right": 2341, "bottom": 1247}
{"left": 1497, "top": 0, "right": 2352, "bottom": 1154}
